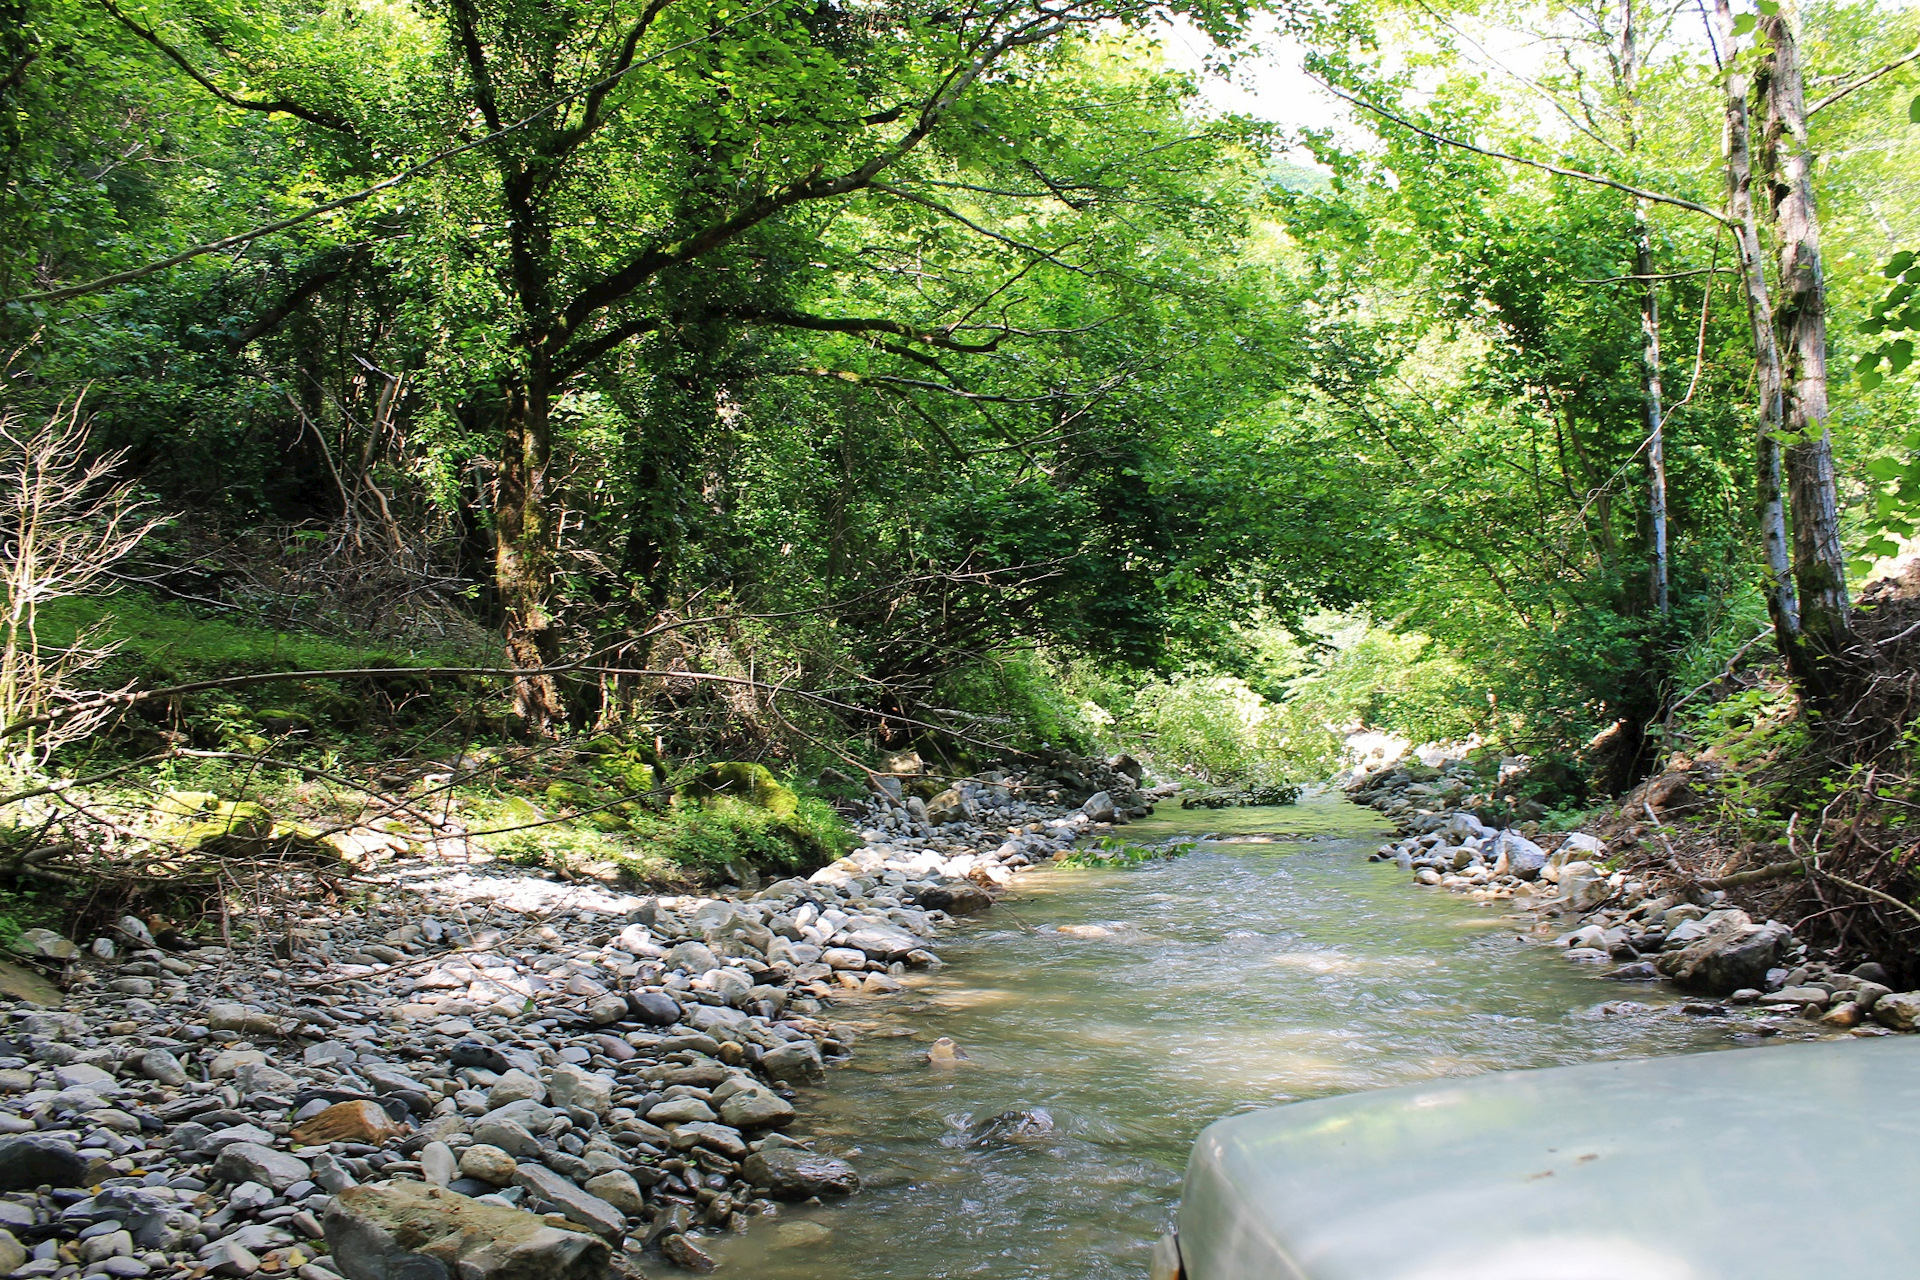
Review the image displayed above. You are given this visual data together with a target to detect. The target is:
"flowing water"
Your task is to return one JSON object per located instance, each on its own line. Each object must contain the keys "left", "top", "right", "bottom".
{"left": 707, "top": 795, "right": 1756, "bottom": 1278}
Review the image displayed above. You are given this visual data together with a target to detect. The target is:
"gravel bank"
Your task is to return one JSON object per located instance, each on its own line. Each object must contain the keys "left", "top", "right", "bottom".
{"left": 1348, "top": 759, "right": 1920, "bottom": 1037}
{"left": 0, "top": 756, "right": 1150, "bottom": 1280}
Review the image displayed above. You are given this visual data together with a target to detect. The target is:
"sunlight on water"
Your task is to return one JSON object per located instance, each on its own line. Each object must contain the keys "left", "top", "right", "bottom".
{"left": 704, "top": 795, "right": 1743, "bottom": 1280}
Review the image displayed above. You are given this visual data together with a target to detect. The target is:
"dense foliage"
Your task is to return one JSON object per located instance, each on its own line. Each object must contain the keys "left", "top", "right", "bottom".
{"left": 3, "top": 0, "right": 1917, "bottom": 798}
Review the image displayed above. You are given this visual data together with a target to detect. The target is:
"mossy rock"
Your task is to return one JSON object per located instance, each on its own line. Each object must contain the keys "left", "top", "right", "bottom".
{"left": 162, "top": 794, "right": 334, "bottom": 858}
{"left": 545, "top": 781, "right": 631, "bottom": 832}
{"left": 492, "top": 797, "right": 546, "bottom": 827}
{"left": 171, "top": 800, "right": 275, "bottom": 848}
{"left": 155, "top": 791, "right": 222, "bottom": 819}
{"left": 584, "top": 738, "right": 669, "bottom": 795}
{"left": 677, "top": 763, "right": 798, "bottom": 818}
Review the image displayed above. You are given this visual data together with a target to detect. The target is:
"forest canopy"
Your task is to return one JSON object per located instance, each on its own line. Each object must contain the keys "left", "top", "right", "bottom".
{"left": 3, "top": 0, "right": 1917, "bottom": 791}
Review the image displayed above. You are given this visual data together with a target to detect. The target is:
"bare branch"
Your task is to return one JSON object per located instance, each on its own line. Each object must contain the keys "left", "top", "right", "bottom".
{"left": 1314, "top": 77, "right": 1731, "bottom": 225}
{"left": 1808, "top": 44, "right": 1920, "bottom": 115}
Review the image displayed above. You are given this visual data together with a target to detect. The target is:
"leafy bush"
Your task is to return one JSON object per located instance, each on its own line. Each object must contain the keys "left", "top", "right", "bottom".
{"left": 931, "top": 649, "right": 1101, "bottom": 755}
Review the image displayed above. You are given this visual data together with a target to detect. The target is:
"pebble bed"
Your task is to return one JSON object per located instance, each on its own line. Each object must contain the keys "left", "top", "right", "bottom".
{"left": 0, "top": 757, "right": 1150, "bottom": 1280}
{"left": 1349, "top": 759, "right": 1920, "bottom": 1037}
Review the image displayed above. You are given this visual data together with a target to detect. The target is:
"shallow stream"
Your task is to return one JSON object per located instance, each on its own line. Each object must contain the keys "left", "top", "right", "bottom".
{"left": 711, "top": 795, "right": 1749, "bottom": 1278}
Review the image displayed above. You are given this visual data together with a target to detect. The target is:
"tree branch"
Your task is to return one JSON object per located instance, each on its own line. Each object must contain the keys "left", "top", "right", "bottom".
{"left": 552, "top": 0, "right": 678, "bottom": 153}
{"left": 6, "top": 5, "right": 780, "bottom": 307}
{"left": 225, "top": 250, "right": 358, "bottom": 349}
{"left": 96, "top": 0, "right": 358, "bottom": 135}
{"left": 1315, "top": 77, "right": 1731, "bottom": 226}
{"left": 1808, "top": 44, "right": 1920, "bottom": 115}
{"left": 867, "top": 182, "right": 1095, "bottom": 273}
{"left": 554, "top": 2, "right": 1091, "bottom": 348}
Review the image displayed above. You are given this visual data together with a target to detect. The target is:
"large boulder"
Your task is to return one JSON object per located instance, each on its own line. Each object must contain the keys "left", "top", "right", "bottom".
{"left": 924, "top": 788, "right": 975, "bottom": 826}
{"left": 1654, "top": 911, "right": 1793, "bottom": 995}
{"left": 841, "top": 926, "right": 919, "bottom": 960}
{"left": 713, "top": 1077, "right": 795, "bottom": 1129}
{"left": 1557, "top": 862, "right": 1612, "bottom": 913}
{"left": 546, "top": 1065, "right": 613, "bottom": 1117}
{"left": 7, "top": 929, "right": 77, "bottom": 962}
{"left": 664, "top": 941, "right": 721, "bottom": 976}
{"left": 1492, "top": 831, "right": 1547, "bottom": 880}
{"left": 291, "top": 1100, "right": 407, "bottom": 1146}
{"left": 625, "top": 991, "right": 682, "bottom": 1025}
{"left": 323, "top": 1180, "right": 609, "bottom": 1280}
{"left": 740, "top": 1148, "right": 860, "bottom": 1200}
{"left": 1080, "top": 791, "right": 1117, "bottom": 823}
{"left": 1872, "top": 992, "right": 1920, "bottom": 1032}
{"left": 759, "top": 1041, "right": 824, "bottom": 1084}
{"left": 511, "top": 1165, "right": 626, "bottom": 1237}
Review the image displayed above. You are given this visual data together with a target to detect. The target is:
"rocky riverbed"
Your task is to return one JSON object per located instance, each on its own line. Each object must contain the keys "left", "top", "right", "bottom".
{"left": 1348, "top": 759, "right": 1920, "bottom": 1035}
{"left": 0, "top": 753, "right": 1150, "bottom": 1280}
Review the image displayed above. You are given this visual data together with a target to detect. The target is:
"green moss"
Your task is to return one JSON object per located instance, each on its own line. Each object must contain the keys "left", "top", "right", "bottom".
{"left": 675, "top": 762, "right": 799, "bottom": 818}
{"left": 34, "top": 593, "right": 492, "bottom": 759}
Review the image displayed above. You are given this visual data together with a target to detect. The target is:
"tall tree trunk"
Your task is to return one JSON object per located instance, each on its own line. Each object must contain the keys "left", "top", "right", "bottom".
{"left": 1620, "top": 0, "right": 1670, "bottom": 617}
{"left": 1758, "top": 7, "right": 1853, "bottom": 663}
{"left": 495, "top": 360, "right": 566, "bottom": 733}
{"left": 1636, "top": 216, "right": 1671, "bottom": 616}
{"left": 1714, "top": 0, "right": 1800, "bottom": 651}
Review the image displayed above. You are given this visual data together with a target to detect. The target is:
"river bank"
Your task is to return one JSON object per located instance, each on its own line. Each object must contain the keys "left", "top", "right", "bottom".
{"left": 1347, "top": 760, "right": 1920, "bottom": 1035}
{"left": 0, "top": 755, "right": 1146, "bottom": 1280}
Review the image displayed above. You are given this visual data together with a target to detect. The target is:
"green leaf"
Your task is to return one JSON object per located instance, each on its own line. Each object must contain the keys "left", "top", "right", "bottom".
{"left": 1862, "top": 319, "right": 1888, "bottom": 335}
{"left": 1910, "top": 93, "right": 1920, "bottom": 123}
{"left": 1889, "top": 251, "right": 1916, "bottom": 277}
{"left": 1867, "top": 457, "right": 1906, "bottom": 481}
{"left": 1890, "top": 339, "right": 1915, "bottom": 376}
{"left": 1733, "top": 12, "right": 1757, "bottom": 34}
{"left": 1755, "top": 0, "right": 1780, "bottom": 14}
{"left": 1860, "top": 369, "right": 1886, "bottom": 391}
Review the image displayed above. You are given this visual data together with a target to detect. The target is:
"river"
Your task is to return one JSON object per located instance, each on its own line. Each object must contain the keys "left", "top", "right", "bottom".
{"left": 705, "top": 794, "right": 1757, "bottom": 1278}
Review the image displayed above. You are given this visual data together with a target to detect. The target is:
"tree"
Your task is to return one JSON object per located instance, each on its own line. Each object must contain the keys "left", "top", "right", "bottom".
{"left": 1756, "top": 3, "right": 1852, "bottom": 663}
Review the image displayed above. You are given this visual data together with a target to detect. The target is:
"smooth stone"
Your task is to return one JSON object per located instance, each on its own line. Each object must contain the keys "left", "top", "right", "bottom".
{"left": 579, "top": 1171, "right": 644, "bottom": 1216}
{"left": 456, "top": 1145, "right": 518, "bottom": 1186}
{"left": 419, "top": 1142, "right": 457, "bottom": 1188}
{"left": 510, "top": 1165, "right": 625, "bottom": 1238}
{"left": 0, "top": 1136, "right": 90, "bottom": 1189}
{"left": 544, "top": 1066, "right": 612, "bottom": 1118}
{"left": 741, "top": 1147, "right": 860, "bottom": 1200}
{"left": 211, "top": 1143, "right": 311, "bottom": 1192}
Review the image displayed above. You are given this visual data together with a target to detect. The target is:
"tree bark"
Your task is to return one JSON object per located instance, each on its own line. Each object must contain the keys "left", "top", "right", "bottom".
{"left": 1620, "top": 0, "right": 1670, "bottom": 616}
{"left": 1758, "top": 8, "right": 1852, "bottom": 662}
{"left": 1714, "top": 0, "right": 1800, "bottom": 652}
{"left": 494, "top": 362, "right": 566, "bottom": 733}
{"left": 1636, "top": 215, "right": 1671, "bottom": 616}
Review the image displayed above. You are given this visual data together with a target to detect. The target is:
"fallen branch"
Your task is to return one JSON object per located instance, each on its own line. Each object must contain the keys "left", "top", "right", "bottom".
{"left": 1697, "top": 859, "right": 1802, "bottom": 889}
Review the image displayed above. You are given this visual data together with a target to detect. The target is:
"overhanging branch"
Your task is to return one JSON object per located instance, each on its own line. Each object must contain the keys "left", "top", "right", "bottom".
{"left": 1316, "top": 77, "right": 1731, "bottom": 226}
